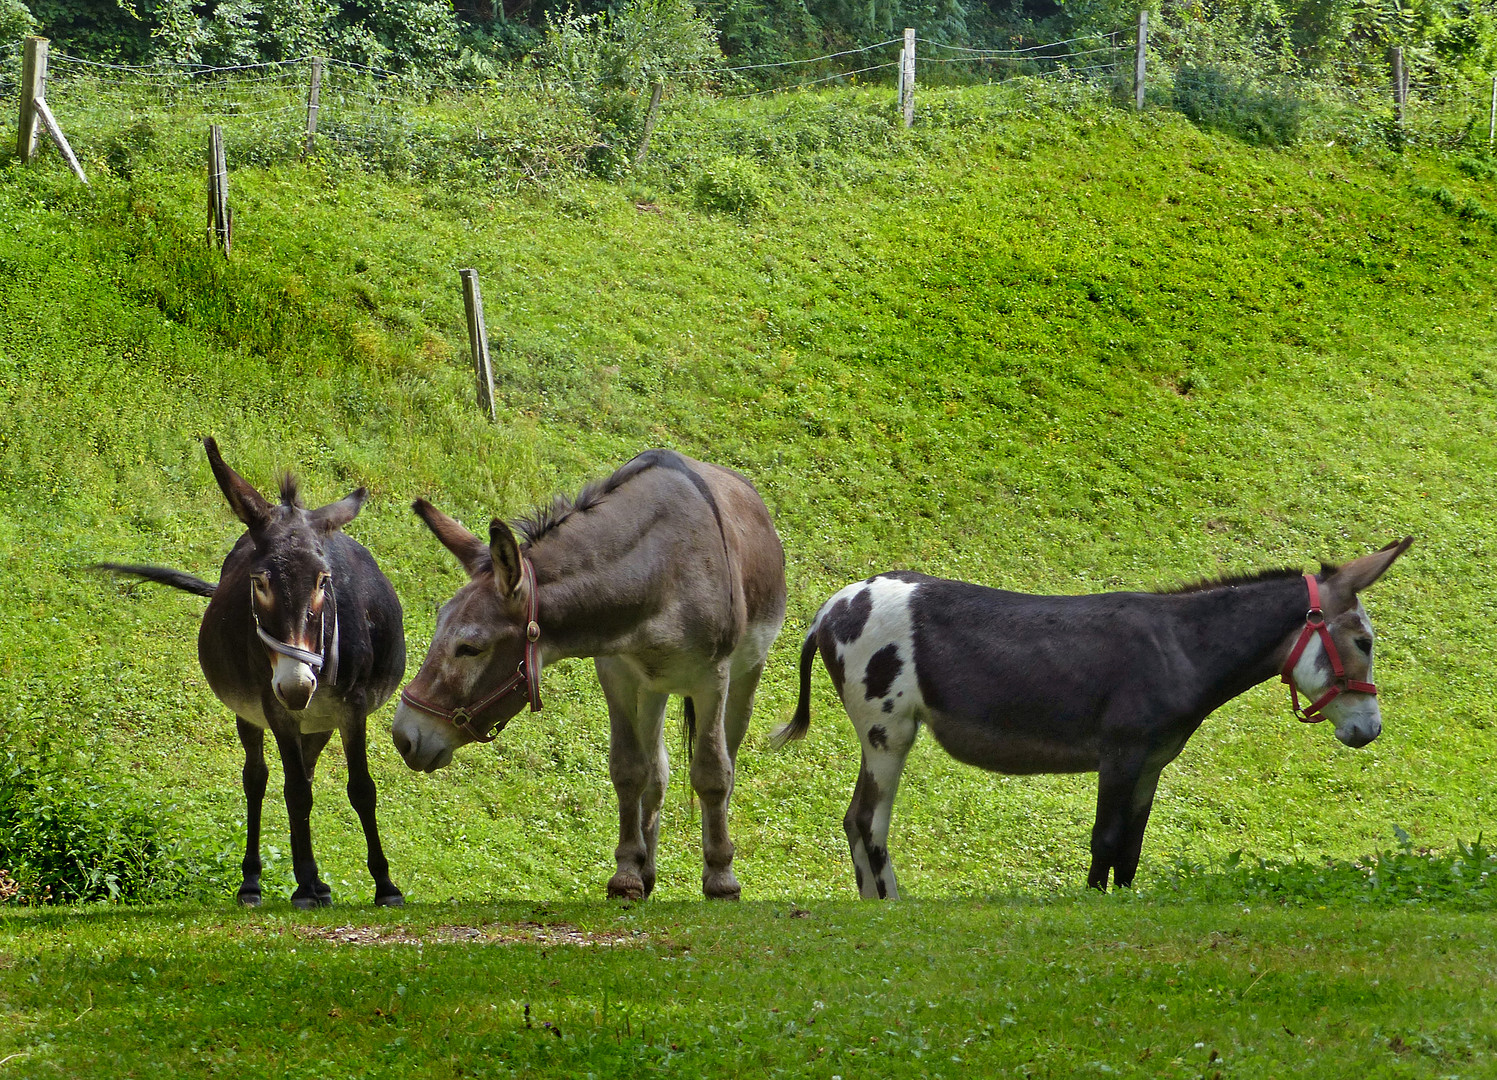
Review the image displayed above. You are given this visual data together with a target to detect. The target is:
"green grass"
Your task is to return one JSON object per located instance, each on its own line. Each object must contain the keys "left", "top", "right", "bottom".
{"left": 3, "top": 898, "right": 1497, "bottom": 1078}
{"left": 2, "top": 80, "right": 1497, "bottom": 909}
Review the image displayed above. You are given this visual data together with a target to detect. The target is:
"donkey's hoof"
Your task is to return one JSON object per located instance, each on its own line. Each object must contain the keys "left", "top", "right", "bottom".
{"left": 291, "top": 890, "right": 332, "bottom": 910}
{"left": 607, "top": 871, "right": 646, "bottom": 901}
{"left": 703, "top": 869, "right": 741, "bottom": 901}
{"left": 236, "top": 888, "right": 262, "bottom": 908}
{"left": 375, "top": 891, "right": 405, "bottom": 908}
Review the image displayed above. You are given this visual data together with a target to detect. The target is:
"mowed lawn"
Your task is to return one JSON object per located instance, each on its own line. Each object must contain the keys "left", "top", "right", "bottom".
{"left": 3, "top": 898, "right": 1495, "bottom": 1079}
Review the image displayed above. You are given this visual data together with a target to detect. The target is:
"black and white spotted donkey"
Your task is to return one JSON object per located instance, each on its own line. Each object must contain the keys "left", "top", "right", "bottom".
{"left": 776, "top": 539, "right": 1412, "bottom": 897}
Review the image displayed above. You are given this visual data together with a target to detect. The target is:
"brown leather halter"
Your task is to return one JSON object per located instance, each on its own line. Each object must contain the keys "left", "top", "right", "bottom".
{"left": 399, "top": 558, "right": 543, "bottom": 743}
{"left": 1281, "top": 572, "right": 1376, "bottom": 724}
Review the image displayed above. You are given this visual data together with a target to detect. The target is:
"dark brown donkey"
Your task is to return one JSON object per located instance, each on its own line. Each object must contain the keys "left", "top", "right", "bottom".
{"left": 391, "top": 449, "right": 786, "bottom": 900}
{"left": 98, "top": 438, "right": 405, "bottom": 908}
{"left": 778, "top": 538, "right": 1413, "bottom": 898}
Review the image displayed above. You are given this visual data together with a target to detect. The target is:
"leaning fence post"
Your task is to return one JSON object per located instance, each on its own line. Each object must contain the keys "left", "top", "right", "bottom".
{"left": 1134, "top": 9, "right": 1149, "bottom": 110}
{"left": 901, "top": 27, "right": 916, "bottom": 128}
{"left": 459, "top": 269, "right": 497, "bottom": 423}
{"left": 207, "top": 125, "right": 231, "bottom": 255}
{"left": 1390, "top": 46, "right": 1406, "bottom": 124}
{"left": 303, "top": 57, "right": 323, "bottom": 158}
{"left": 17, "top": 35, "right": 47, "bottom": 161}
{"left": 633, "top": 81, "right": 664, "bottom": 169}
{"left": 33, "top": 98, "right": 87, "bottom": 184}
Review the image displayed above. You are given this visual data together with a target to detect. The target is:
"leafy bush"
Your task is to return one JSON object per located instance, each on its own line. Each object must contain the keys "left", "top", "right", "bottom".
{"left": 536, "top": 0, "right": 722, "bottom": 177}
{"left": 1173, "top": 64, "right": 1304, "bottom": 146}
{"left": 693, "top": 153, "right": 768, "bottom": 213}
{"left": 0, "top": 735, "right": 237, "bottom": 904}
{"left": 1156, "top": 829, "right": 1497, "bottom": 909}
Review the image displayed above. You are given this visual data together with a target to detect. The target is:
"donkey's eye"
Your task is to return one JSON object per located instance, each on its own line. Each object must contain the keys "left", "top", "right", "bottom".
{"left": 454, "top": 643, "right": 484, "bottom": 659}
{"left": 1355, "top": 637, "right": 1373, "bottom": 655}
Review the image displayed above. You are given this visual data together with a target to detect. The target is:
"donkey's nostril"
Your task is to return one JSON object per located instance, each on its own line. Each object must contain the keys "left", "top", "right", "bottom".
{"left": 393, "top": 730, "right": 413, "bottom": 761}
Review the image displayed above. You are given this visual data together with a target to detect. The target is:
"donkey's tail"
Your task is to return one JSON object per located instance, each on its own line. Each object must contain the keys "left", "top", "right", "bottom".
{"left": 770, "top": 622, "right": 822, "bottom": 750}
{"left": 94, "top": 563, "right": 217, "bottom": 598}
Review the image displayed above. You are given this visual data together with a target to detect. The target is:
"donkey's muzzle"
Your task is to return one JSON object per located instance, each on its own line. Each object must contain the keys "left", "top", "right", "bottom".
{"left": 272, "top": 654, "right": 318, "bottom": 711}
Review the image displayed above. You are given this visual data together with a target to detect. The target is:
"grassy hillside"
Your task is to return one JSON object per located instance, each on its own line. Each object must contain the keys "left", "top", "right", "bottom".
{"left": 2, "top": 81, "right": 1497, "bottom": 906}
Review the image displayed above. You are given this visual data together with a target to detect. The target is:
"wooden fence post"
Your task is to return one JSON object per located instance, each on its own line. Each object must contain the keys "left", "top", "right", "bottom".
{"left": 304, "top": 57, "right": 323, "bottom": 158}
{"left": 901, "top": 28, "right": 916, "bottom": 128}
{"left": 459, "top": 269, "right": 497, "bottom": 423}
{"left": 1134, "top": 9, "right": 1149, "bottom": 111}
{"left": 633, "top": 81, "right": 664, "bottom": 169}
{"left": 1390, "top": 47, "right": 1406, "bottom": 124}
{"left": 17, "top": 35, "right": 47, "bottom": 161}
{"left": 896, "top": 46, "right": 906, "bottom": 108}
{"left": 33, "top": 98, "right": 87, "bottom": 184}
{"left": 207, "top": 125, "right": 231, "bottom": 255}
{"left": 1488, "top": 75, "right": 1495, "bottom": 147}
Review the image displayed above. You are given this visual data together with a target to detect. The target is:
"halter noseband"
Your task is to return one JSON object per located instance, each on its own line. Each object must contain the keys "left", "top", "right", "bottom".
{"left": 253, "top": 577, "right": 339, "bottom": 688}
{"left": 398, "top": 558, "right": 543, "bottom": 743}
{"left": 1280, "top": 573, "right": 1375, "bottom": 723}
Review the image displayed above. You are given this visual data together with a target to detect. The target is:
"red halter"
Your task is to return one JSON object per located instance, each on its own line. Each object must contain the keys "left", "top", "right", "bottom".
{"left": 399, "top": 558, "right": 543, "bottom": 743}
{"left": 1280, "top": 573, "right": 1376, "bottom": 723}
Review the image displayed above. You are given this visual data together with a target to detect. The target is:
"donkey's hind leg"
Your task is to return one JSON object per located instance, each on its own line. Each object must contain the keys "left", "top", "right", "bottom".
{"left": 236, "top": 717, "right": 269, "bottom": 907}
{"left": 844, "top": 712, "right": 918, "bottom": 900}
{"left": 688, "top": 668, "right": 741, "bottom": 900}
{"left": 340, "top": 714, "right": 404, "bottom": 907}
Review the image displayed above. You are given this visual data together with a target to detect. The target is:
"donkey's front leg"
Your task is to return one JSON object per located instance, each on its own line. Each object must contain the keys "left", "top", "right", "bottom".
{"left": 235, "top": 717, "right": 269, "bottom": 907}
{"left": 340, "top": 714, "right": 404, "bottom": 907}
{"left": 689, "top": 670, "right": 740, "bottom": 900}
{"left": 269, "top": 721, "right": 329, "bottom": 909}
{"left": 597, "top": 659, "right": 668, "bottom": 900}
{"left": 1089, "top": 747, "right": 1148, "bottom": 890}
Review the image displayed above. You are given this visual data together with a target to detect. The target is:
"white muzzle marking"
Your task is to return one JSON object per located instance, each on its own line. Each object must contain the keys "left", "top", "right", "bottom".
{"left": 391, "top": 702, "right": 460, "bottom": 772}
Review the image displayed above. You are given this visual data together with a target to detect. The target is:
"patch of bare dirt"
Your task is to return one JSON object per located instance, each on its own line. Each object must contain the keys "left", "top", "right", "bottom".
{"left": 292, "top": 921, "right": 647, "bottom": 948}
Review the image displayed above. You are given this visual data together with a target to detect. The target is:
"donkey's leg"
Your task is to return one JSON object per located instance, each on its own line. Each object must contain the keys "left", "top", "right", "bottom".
{"left": 340, "top": 715, "right": 404, "bottom": 907}
{"left": 597, "top": 658, "right": 668, "bottom": 901}
{"left": 689, "top": 670, "right": 740, "bottom": 900}
{"left": 1112, "top": 742, "right": 1183, "bottom": 888}
{"left": 723, "top": 660, "right": 767, "bottom": 770}
{"left": 299, "top": 730, "right": 335, "bottom": 904}
{"left": 236, "top": 717, "right": 269, "bottom": 907}
{"left": 1111, "top": 769, "right": 1164, "bottom": 889}
{"left": 843, "top": 714, "right": 918, "bottom": 900}
{"left": 269, "top": 722, "right": 329, "bottom": 909}
{"left": 1088, "top": 748, "right": 1149, "bottom": 890}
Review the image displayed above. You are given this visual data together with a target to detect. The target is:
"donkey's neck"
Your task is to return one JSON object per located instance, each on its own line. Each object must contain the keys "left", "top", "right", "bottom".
{"left": 1173, "top": 574, "right": 1313, "bottom": 710}
{"left": 526, "top": 528, "right": 664, "bottom": 661}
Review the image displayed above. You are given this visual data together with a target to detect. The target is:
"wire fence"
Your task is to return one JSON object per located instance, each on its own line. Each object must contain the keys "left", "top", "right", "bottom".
{"left": 7, "top": 26, "right": 1495, "bottom": 187}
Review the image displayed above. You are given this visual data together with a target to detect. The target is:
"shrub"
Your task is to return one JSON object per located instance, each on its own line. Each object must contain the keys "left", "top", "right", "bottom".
{"left": 1173, "top": 64, "right": 1304, "bottom": 147}
{"left": 535, "top": 0, "right": 723, "bottom": 177}
{"left": 693, "top": 154, "right": 768, "bottom": 214}
{"left": 0, "top": 735, "right": 237, "bottom": 904}
{"left": 1155, "top": 829, "right": 1497, "bottom": 909}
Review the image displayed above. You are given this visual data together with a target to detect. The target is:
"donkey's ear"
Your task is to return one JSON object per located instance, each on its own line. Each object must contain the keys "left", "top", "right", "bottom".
{"left": 412, "top": 499, "right": 489, "bottom": 576}
{"left": 311, "top": 488, "right": 367, "bottom": 534}
{"left": 489, "top": 519, "right": 524, "bottom": 598}
{"left": 1328, "top": 536, "right": 1414, "bottom": 598}
{"left": 204, "top": 437, "right": 271, "bottom": 530}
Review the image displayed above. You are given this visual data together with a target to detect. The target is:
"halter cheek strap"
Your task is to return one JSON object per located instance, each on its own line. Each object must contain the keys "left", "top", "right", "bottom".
{"left": 398, "top": 558, "right": 543, "bottom": 743}
{"left": 254, "top": 579, "right": 339, "bottom": 688}
{"left": 1280, "top": 573, "right": 1376, "bottom": 723}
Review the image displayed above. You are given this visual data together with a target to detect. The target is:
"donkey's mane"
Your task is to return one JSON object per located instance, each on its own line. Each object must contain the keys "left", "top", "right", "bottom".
{"left": 277, "top": 473, "right": 303, "bottom": 509}
{"left": 514, "top": 450, "right": 678, "bottom": 545}
{"left": 1158, "top": 564, "right": 1337, "bottom": 595}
